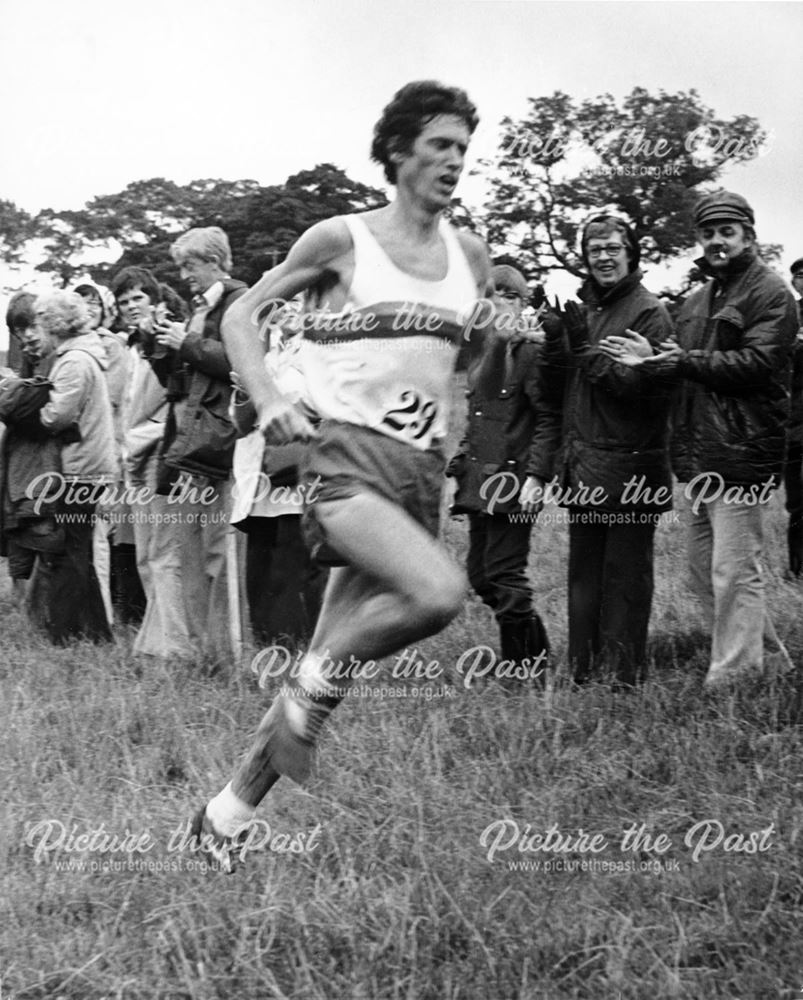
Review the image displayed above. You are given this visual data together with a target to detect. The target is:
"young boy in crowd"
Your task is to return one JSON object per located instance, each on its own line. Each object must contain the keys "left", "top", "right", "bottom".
{"left": 111, "top": 267, "right": 193, "bottom": 658}
{"left": 1, "top": 292, "right": 61, "bottom": 612}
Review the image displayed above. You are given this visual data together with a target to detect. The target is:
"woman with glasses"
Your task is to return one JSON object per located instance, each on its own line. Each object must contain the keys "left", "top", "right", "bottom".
{"left": 528, "top": 215, "right": 674, "bottom": 687}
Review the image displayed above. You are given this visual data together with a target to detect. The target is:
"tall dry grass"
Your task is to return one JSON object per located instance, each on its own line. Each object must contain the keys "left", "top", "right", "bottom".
{"left": 1, "top": 379, "right": 802, "bottom": 998}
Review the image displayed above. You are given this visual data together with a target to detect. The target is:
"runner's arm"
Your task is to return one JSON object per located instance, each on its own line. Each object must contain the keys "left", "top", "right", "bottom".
{"left": 221, "top": 218, "right": 351, "bottom": 442}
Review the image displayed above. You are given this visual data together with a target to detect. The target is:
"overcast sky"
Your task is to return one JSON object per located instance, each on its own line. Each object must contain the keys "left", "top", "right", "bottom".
{"left": 1, "top": 0, "right": 801, "bottom": 342}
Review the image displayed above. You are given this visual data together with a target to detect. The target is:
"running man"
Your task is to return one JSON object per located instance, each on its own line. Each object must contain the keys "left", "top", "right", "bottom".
{"left": 191, "top": 81, "right": 491, "bottom": 868}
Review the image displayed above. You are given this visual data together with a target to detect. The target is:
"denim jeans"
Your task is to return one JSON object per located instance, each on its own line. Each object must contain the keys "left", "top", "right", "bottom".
{"left": 176, "top": 475, "right": 233, "bottom": 660}
{"left": 687, "top": 493, "right": 769, "bottom": 680}
{"left": 133, "top": 494, "right": 193, "bottom": 658}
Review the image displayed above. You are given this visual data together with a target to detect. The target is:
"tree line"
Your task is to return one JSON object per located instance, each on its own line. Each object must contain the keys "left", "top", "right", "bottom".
{"left": 1, "top": 88, "right": 776, "bottom": 301}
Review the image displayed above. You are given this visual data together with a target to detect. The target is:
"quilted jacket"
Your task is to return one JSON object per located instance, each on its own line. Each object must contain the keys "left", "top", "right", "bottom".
{"left": 671, "top": 250, "right": 798, "bottom": 486}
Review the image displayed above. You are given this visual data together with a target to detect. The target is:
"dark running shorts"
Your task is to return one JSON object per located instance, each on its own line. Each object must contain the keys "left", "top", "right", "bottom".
{"left": 299, "top": 421, "right": 446, "bottom": 566}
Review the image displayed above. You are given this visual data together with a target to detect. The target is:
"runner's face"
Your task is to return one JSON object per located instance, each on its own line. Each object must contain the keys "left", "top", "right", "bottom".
{"left": 696, "top": 221, "right": 752, "bottom": 271}
{"left": 395, "top": 115, "right": 470, "bottom": 210}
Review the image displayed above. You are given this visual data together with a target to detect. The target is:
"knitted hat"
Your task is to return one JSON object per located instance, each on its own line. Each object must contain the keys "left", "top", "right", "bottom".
{"left": 491, "top": 264, "right": 528, "bottom": 299}
{"left": 71, "top": 278, "right": 116, "bottom": 328}
{"left": 694, "top": 191, "right": 755, "bottom": 228}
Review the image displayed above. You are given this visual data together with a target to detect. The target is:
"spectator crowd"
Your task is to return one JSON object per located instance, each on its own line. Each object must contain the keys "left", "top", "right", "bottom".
{"left": 0, "top": 227, "right": 323, "bottom": 660}
{"left": 1, "top": 199, "right": 801, "bottom": 695}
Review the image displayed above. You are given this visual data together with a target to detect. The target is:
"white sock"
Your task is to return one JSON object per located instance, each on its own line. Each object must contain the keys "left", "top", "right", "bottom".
{"left": 206, "top": 782, "right": 256, "bottom": 837}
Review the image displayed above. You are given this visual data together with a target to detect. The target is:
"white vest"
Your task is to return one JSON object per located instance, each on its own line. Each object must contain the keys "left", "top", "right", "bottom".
{"left": 297, "top": 214, "right": 478, "bottom": 451}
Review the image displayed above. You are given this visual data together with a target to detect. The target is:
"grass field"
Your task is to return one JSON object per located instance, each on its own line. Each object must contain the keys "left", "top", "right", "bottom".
{"left": 1, "top": 386, "right": 802, "bottom": 998}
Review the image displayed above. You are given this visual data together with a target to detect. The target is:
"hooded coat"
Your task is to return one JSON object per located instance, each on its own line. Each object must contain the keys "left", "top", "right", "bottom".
{"left": 71, "top": 278, "right": 131, "bottom": 458}
{"left": 40, "top": 332, "right": 118, "bottom": 482}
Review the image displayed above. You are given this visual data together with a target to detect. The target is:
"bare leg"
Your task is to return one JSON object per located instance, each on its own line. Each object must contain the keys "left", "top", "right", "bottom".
{"left": 230, "top": 490, "right": 466, "bottom": 805}
{"left": 307, "top": 493, "right": 466, "bottom": 658}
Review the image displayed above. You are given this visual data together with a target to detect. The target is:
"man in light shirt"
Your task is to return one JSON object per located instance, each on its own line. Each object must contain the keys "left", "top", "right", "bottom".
{"left": 153, "top": 227, "right": 248, "bottom": 661}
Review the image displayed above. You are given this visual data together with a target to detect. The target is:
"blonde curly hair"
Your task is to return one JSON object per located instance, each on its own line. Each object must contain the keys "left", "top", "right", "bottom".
{"left": 36, "top": 291, "right": 91, "bottom": 340}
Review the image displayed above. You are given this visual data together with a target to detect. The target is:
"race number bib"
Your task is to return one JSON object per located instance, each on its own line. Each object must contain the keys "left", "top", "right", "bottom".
{"left": 380, "top": 390, "right": 438, "bottom": 442}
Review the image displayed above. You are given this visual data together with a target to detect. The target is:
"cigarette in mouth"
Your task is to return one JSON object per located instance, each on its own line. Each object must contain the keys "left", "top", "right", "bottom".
{"left": 717, "top": 251, "right": 728, "bottom": 260}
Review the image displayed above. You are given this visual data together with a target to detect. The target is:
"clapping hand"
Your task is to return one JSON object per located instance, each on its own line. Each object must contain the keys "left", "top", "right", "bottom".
{"left": 562, "top": 300, "right": 589, "bottom": 352}
{"left": 539, "top": 298, "right": 565, "bottom": 340}
{"left": 642, "top": 341, "right": 683, "bottom": 367}
{"left": 540, "top": 297, "right": 566, "bottom": 359}
{"left": 597, "top": 328, "right": 655, "bottom": 366}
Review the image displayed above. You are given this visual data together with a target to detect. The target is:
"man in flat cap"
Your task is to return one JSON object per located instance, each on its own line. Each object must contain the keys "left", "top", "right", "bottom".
{"left": 610, "top": 192, "right": 798, "bottom": 689}
{"left": 447, "top": 263, "right": 556, "bottom": 682}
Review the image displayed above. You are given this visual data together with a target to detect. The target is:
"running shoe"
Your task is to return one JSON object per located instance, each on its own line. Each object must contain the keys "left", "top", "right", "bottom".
{"left": 188, "top": 805, "right": 247, "bottom": 874}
